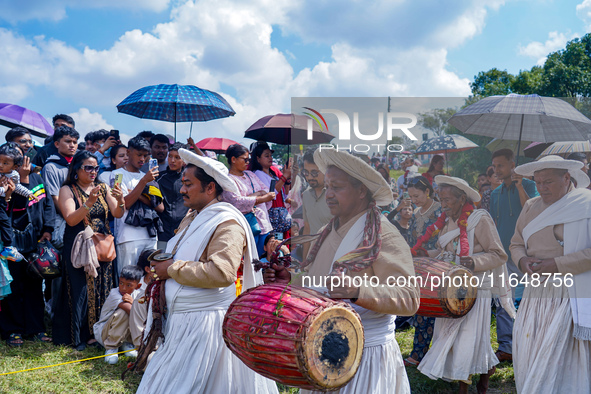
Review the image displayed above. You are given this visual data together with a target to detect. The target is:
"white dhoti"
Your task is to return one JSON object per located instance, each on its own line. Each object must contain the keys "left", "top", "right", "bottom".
{"left": 513, "top": 281, "right": 591, "bottom": 393}
{"left": 136, "top": 202, "right": 278, "bottom": 394}
{"left": 418, "top": 273, "right": 498, "bottom": 381}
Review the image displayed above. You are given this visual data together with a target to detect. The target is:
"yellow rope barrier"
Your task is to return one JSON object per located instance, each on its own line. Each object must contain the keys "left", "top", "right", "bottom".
{"left": 0, "top": 348, "right": 136, "bottom": 376}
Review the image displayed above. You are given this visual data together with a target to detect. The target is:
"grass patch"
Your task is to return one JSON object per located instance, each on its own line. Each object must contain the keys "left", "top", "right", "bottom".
{"left": 0, "top": 315, "right": 515, "bottom": 393}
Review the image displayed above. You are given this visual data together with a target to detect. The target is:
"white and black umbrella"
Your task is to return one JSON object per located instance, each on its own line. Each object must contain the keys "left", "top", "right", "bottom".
{"left": 448, "top": 94, "right": 591, "bottom": 164}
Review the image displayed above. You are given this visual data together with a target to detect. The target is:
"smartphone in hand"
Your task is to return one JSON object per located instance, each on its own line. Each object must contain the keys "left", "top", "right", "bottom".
{"left": 269, "top": 179, "right": 277, "bottom": 192}
{"left": 149, "top": 158, "right": 158, "bottom": 170}
{"left": 114, "top": 173, "right": 123, "bottom": 188}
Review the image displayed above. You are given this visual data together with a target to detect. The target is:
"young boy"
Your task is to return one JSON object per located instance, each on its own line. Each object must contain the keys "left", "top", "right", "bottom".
{"left": 0, "top": 143, "right": 37, "bottom": 262}
{"left": 93, "top": 265, "right": 143, "bottom": 364}
{"left": 129, "top": 249, "right": 155, "bottom": 348}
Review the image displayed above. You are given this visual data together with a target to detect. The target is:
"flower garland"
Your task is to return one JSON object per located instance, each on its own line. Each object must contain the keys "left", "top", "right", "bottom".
{"left": 411, "top": 202, "right": 474, "bottom": 260}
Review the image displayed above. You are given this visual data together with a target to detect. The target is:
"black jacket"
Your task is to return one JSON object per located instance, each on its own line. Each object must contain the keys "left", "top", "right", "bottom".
{"left": 10, "top": 173, "right": 56, "bottom": 240}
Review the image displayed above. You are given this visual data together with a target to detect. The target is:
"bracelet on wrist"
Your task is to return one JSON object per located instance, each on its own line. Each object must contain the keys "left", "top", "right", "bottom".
{"left": 280, "top": 176, "right": 287, "bottom": 182}
{"left": 82, "top": 202, "right": 91, "bottom": 210}
{"left": 119, "top": 203, "right": 125, "bottom": 208}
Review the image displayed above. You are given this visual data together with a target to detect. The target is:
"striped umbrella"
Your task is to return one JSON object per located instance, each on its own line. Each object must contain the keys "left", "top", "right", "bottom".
{"left": 538, "top": 140, "right": 591, "bottom": 157}
{"left": 117, "top": 84, "right": 235, "bottom": 140}
{"left": 448, "top": 94, "right": 591, "bottom": 164}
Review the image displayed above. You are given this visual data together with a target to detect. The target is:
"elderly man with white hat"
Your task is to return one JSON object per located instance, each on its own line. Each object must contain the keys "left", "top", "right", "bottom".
{"left": 509, "top": 155, "right": 591, "bottom": 394}
{"left": 136, "top": 149, "right": 277, "bottom": 394}
{"left": 416, "top": 175, "right": 513, "bottom": 394}
{"left": 264, "top": 149, "right": 420, "bottom": 394}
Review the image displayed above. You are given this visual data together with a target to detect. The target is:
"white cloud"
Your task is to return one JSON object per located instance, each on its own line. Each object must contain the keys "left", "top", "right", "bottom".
{"left": 0, "top": 0, "right": 171, "bottom": 23}
{"left": 518, "top": 31, "right": 577, "bottom": 65}
{"left": 0, "top": 0, "right": 504, "bottom": 145}
{"left": 577, "top": 0, "right": 591, "bottom": 32}
{"left": 68, "top": 108, "right": 114, "bottom": 137}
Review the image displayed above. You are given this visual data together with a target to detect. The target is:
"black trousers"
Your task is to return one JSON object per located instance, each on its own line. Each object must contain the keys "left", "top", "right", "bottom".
{"left": 0, "top": 197, "right": 12, "bottom": 246}
{"left": 0, "top": 259, "right": 45, "bottom": 338}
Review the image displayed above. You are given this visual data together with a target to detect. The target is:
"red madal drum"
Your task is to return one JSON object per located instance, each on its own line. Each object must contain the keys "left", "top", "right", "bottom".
{"left": 413, "top": 257, "right": 477, "bottom": 318}
{"left": 222, "top": 284, "right": 364, "bottom": 391}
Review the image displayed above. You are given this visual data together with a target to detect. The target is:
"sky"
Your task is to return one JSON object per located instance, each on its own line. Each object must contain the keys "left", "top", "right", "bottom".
{"left": 0, "top": 0, "right": 589, "bottom": 145}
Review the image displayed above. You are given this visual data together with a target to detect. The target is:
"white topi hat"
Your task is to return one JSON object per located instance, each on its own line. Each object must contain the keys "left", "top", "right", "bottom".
{"left": 314, "top": 149, "right": 393, "bottom": 206}
{"left": 514, "top": 155, "right": 590, "bottom": 189}
{"left": 178, "top": 148, "right": 239, "bottom": 194}
{"left": 435, "top": 175, "right": 481, "bottom": 203}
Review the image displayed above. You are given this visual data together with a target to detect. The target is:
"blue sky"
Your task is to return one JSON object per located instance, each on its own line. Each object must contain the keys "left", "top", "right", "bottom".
{"left": 0, "top": 0, "right": 589, "bottom": 145}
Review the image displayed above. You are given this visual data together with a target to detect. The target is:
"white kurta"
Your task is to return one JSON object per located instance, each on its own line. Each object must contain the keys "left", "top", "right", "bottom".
{"left": 136, "top": 202, "right": 277, "bottom": 394}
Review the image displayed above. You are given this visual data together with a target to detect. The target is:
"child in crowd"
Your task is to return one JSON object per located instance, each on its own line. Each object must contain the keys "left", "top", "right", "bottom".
{"left": 129, "top": 249, "right": 155, "bottom": 348}
{"left": 94, "top": 265, "right": 144, "bottom": 364}
{"left": 259, "top": 234, "right": 290, "bottom": 263}
{"left": 0, "top": 143, "right": 38, "bottom": 262}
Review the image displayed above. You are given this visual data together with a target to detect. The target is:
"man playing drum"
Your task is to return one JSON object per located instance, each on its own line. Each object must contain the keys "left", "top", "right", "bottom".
{"left": 265, "top": 149, "right": 420, "bottom": 393}
{"left": 510, "top": 155, "right": 591, "bottom": 393}
{"left": 136, "top": 149, "right": 277, "bottom": 394}
{"left": 416, "top": 176, "right": 514, "bottom": 394}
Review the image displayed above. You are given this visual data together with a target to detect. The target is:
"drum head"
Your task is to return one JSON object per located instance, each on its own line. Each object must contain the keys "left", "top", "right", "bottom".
{"left": 300, "top": 306, "right": 364, "bottom": 390}
{"left": 441, "top": 266, "right": 477, "bottom": 317}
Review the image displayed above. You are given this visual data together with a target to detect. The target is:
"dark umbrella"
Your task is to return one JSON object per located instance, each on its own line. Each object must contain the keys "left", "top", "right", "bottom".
{"left": 523, "top": 142, "right": 551, "bottom": 158}
{"left": 117, "top": 84, "right": 235, "bottom": 140}
{"left": 448, "top": 93, "right": 591, "bottom": 164}
{"left": 195, "top": 137, "right": 239, "bottom": 154}
{"left": 244, "top": 113, "right": 334, "bottom": 145}
{"left": 0, "top": 103, "right": 54, "bottom": 138}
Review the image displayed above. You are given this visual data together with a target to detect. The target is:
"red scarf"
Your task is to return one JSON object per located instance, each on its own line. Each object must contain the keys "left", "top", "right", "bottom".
{"left": 411, "top": 202, "right": 474, "bottom": 260}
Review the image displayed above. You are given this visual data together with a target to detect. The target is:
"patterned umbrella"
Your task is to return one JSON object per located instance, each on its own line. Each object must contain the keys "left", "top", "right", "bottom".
{"left": 0, "top": 103, "right": 54, "bottom": 138}
{"left": 195, "top": 137, "right": 239, "bottom": 154}
{"left": 415, "top": 134, "right": 478, "bottom": 154}
{"left": 537, "top": 140, "right": 591, "bottom": 157}
{"left": 244, "top": 113, "right": 334, "bottom": 145}
{"left": 486, "top": 138, "right": 535, "bottom": 157}
{"left": 117, "top": 84, "right": 235, "bottom": 140}
{"left": 448, "top": 94, "right": 591, "bottom": 164}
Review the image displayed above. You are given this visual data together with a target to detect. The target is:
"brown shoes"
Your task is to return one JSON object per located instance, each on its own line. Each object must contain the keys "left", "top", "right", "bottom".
{"left": 495, "top": 350, "right": 512, "bottom": 362}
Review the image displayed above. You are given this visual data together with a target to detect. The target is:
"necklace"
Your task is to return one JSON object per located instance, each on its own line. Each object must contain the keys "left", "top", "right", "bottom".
{"left": 419, "top": 199, "right": 434, "bottom": 215}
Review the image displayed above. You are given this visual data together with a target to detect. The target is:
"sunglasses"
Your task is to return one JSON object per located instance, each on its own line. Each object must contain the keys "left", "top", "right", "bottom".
{"left": 82, "top": 165, "right": 100, "bottom": 173}
{"left": 241, "top": 156, "right": 251, "bottom": 163}
{"left": 17, "top": 139, "right": 33, "bottom": 145}
{"left": 301, "top": 169, "right": 320, "bottom": 177}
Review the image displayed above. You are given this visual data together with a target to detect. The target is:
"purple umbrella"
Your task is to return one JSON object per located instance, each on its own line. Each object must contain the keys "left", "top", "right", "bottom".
{"left": 0, "top": 103, "right": 54, "bottom": 138}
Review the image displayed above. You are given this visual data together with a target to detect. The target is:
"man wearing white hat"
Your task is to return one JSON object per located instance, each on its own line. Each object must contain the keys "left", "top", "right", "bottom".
{"left": 265, "top": 149, "right": 420, "bottom": 394}
{"left": 136, "top": 149, "right": 277, "bottom": 394}
{"left": 510, "top": 155, "right": 591, "bottom": 393}
{"left": 416, "top": 175, "right": 514, "bottom": 394}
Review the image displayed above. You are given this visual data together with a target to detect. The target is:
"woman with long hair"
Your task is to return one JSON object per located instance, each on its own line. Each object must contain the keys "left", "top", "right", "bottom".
{"left": 422, "top": 155, "right": 445, "bottom": 186}
{"left": 404, "top": 175, "right": 442, "bottom": 367}
{"left": 52, "top": 151, "right": 126, "bottom": 349}
{"left": 250, "top": 141, "right": 292, "bottom": 237}
{"left": 98, "top": 144, "right": 128, "bottom": 184}
{"left": 223, "top": 144, "right": 275, "bottom": 256}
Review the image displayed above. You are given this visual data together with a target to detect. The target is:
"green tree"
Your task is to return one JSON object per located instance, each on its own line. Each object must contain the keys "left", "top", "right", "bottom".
{"left": 418, "top": 108, "right": 457, "bottom": 137}
{"left": 470, "top": 68, "right": 515, "bottom": 97}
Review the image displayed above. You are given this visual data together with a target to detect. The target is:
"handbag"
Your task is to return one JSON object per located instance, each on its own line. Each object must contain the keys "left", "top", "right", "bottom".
{"left": 27, "top": 240, "right": 61, "bottom": 279}
{"left": 9, "top": 205, "right": 37, "bottom": 254}
{"left": 243, "top": 173, "right": 264, "bottom": 236}
{"left": 71, "top": 185, "right": 117, "bottom": 262}
{"left": 268, "top": 207, "right": 292, "bottom": 233}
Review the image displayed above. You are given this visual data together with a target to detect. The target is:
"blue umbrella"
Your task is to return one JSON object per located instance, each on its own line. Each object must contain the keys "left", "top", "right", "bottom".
{"left": 415, "top": 134, "right": 478, "bottom": 155}
{"left": 117, "top": 84, "right": 235, "bottom": 140}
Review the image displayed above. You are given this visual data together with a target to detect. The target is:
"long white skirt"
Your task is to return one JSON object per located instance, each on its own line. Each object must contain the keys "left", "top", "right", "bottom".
{"left": 302, "top": 338, "right": 411, "bottom": 394}
{"left": 418, "top": 289, "right": 498, "bottom": 381}
{"left": 136, "top": 309, "right": 279, "bottom": 394}
{"left": 513, "top": 283, "right": 591, "bottom": 393}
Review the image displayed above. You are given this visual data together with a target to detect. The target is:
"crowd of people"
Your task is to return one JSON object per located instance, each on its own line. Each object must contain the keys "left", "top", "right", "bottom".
{"left": 0, "top": 113, "right": 590, "bottom": 394}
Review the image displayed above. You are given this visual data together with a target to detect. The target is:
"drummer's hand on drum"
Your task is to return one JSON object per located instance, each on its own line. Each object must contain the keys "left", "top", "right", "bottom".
{"left": 151, "top": 259, "right": 174, "bottom": 280}
{"left": 263, "top": 263, "right": 291, "bottom": 284}
{"left": 414, "top": 248, "right": 428, "bottom": 257}
{"left": 328, "top": 275, "right": 360, "bottom": 300}
{"left": 459, "top": 256, "right": 475, "bottom": 271}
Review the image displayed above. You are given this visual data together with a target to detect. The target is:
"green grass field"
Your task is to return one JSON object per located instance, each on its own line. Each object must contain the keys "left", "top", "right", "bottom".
{"left": 0, "top": 316, "right": 515, "bottom": 394}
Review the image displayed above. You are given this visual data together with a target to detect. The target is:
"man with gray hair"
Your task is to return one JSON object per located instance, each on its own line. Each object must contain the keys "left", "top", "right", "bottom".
{"left": 510, "top": 155, "right": 591, "bottom": 393}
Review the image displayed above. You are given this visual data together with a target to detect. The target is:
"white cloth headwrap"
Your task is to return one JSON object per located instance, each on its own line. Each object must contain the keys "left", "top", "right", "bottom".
{"left": 522, "top": 188, "right": 591, "bottom": 340}
{"left": 178, "top": 148, "right": 239, "bottom": 194}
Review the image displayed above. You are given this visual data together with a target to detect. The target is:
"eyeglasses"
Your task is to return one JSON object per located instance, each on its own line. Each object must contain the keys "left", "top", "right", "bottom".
{"left": 301, "top": 169, "right": 320, "bottom": 177}
{"left": 17, "top": 139, "right": 32, "bottom": 145}
{"left": 241, "top": 157, "right": 250, "bottom": 163}
{"left": 82, "top": 165, "right": 100, "bottom": 173}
